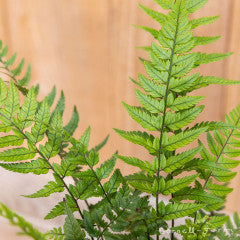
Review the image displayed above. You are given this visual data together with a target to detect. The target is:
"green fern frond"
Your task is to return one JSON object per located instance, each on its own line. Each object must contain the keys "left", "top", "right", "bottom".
{"left": 162, "top": 174, "right": 199, "bottom": 195}
{"left": 153, "top": 0, "right": 174, "bottom": 10}
{"left": 138, "top": 4, "right": 166, "bottom": 25}
{"left": 210, "top": 213, "right": 240, "bottom": 240}
{"left": 163, "top": 202, "right": 205, "bottom": 220}
{"left": 190, "top": 15, "right": 219, "bottom": 29}
{"left": 192, "top": 104, "right": 240, "bottom": 214}
{"left": 194, "top": 35, "right": 221, "bottom": 46}
{"left": 64, "top": 199, "right": 85, "bottom": 240}
{"left": 24, "top": 174, "right": 64, "bottom": 198}
{"left": 0, "top": 202, "right": 46, "bottom": 240}
{"left": 46, "top": 86, "right": 57, "bottom": 107}
{"left": 0, "top": 147, "right": 36, "bottom": 162}
{"left": 0, "top": 42, "right": 32, "bottom": 91}
{"left": 164, "top": 127, "right": 207, "bottom": 151}
{"left": 0, "top": 158, "right": 50, "bottom": 175}
{"left": 194, "top": 52, "right": 233, "bottom": 67}
{"left": 115, "top": 155, "right": 153, "bottom": 174}
{"left": 169, "top": 95, "right": 204, "bottom": 111}
{"left": 123, "top": 102, "right": 163, "bottom": 131}
{"left": 115, "top": 0, "right": 240, "bottom": 238}
{"left": 114, "top": 129, "right": 158, "bottom": 154}
{"left": 46, "top": 227, "right": 64, "bottom": 240}
{"left": 186, "top": 0, "right": 208, "bottom": 13}
{"left": 44, "top": 195, "right": 77, "bottom": 220}
{"left": 52, "top": 91, "right": 65, "bottom": 117}
{"left": 92, "top": 134, "right": 109, "bottom": 152}
{"left": 31, "top": 98, "right": 50, "bottom": 143}
{"left": 64, "top": 106, "right": 79, "bottom": 136}
{"left": 0, "top": 75, "right": 119, "bottom": 237}
{"left": 18, "top": 87, "right": 38, "bottom": 129}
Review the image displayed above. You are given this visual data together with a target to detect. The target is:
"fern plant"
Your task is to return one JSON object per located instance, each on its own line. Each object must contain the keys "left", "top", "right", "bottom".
{"left": 0, "top": 0, "right": 240, "bottom": 240}
{"left": 115, "top": 0, "right": 240, "bottom": 239}
{"left": 0, "top": 38, "right": 153, "bottom": 239}
{"left": 0, "top": 41, "right": 125, "bottom": 238}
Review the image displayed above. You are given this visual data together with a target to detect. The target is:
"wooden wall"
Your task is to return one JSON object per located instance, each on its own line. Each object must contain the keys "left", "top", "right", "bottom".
{"left": 0, "top": 0, "right": 239, "bottom": 222}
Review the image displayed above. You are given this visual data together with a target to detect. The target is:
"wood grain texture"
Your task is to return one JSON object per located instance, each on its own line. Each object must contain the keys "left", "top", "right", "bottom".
{"left": 223, "top": 0, "right": 240, "bottom": 213}
{"left": 0, "top": 1, "right": 238, "bottom": 237}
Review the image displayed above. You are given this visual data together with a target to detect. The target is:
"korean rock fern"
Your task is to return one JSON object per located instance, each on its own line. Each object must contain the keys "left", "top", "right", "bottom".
{"left": 115, "top": 0, "right": 240, "bottom": 239}
{"left": 0, "top": 0, "right": 240, "bottom": 240}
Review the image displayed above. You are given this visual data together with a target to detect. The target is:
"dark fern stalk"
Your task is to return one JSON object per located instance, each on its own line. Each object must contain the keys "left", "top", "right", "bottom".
{"left": 115, "top": 0, "right": 240, "bottom": 239}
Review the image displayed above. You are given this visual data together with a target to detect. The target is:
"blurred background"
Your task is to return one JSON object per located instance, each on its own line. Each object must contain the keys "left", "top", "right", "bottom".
{"left": 0, "top": 0, "right": 240, "bottom": 238}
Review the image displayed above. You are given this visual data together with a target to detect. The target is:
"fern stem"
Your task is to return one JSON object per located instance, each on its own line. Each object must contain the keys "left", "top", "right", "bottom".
{"left": 59, "top": 178, "right": 84, "bottom": 219}
{"left": 67, "top": 134, "right": 112, "bottom": 205}
{"left": 171, "top": 219, "right": 175, "bottom": 239}
{"left": 82, "top": 195, "right": 100, "bottom": 240}
{"left": 143, "top": 218, "right": 151, "bottom": 240}
{"left": 0, "top": 70, "right": 15, "bottom": 80}
{"left": 36, "top": 135, "right": 85, "bottom": 219}
{"left": 79, "top": 152, "right": 112, "bottom": 205}
{"left": 202, "top": 128, "right": 236, "bottom": 189}
{"left": 155, "top": 3, "right": 181, "bottom": 240}
{"left": 85, "top": 199, "right": 90, "bottom": 209}
{"left": 171, "top": 181, "right": 175, "bottom": 240}
{"left": 37, "top": 157, "right": 85, "bottom": 220}
{"left": 72, "top": 178, "right": 96, "bottom": 240}
{"left": 206, "top": 122, "right": 239, "bottom": 179}
{"left": 36, "top": 155, "right": 85, "bottom": 219}
{"left": 96, "top": 202, "right": 129, "bottom": 240}
{"left": 37, "top": 159, "right": 85, "bottom": 219}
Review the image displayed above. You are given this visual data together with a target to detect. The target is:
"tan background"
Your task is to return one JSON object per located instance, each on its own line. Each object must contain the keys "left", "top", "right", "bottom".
{"left": 0, "top": 0, "right": 240, "bottom": 238}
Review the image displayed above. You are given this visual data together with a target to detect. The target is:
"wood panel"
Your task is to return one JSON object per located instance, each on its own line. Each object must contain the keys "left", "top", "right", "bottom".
{"left": 223, "top": 0, "right": 240, "bottom": 213}
{"left": 0, "top": 1, "right": 238, "bottom": 237}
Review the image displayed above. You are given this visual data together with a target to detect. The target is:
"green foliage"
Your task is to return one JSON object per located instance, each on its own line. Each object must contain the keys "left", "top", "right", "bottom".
{"left": 208, "top": 212, "right": 240, "bottom": 240}
{"left": 64, "top": 199, "right": 85, "bottom": 240}
{"left": 0, "top": 158, "right": 50, "bottom": 175}
{"left": 0, "top": 202, "right": 46, "bottom": 240}
{"left": 173, "top": 213, "right": 229, "bottom": 240}
{"left": 64, "top": 106, "right": 79, "bottom": 136}
{"left": 0, "top": 41, "right": 31, "bottom": 92}
{"left": 114, "top": 0, "right": 240, "bottom": 239}
{"left": 46, "top": 227, "right": 64, "bottom": 240}
{"left": 24, "top": 174, "right": 64, "bottom": 198}
{"left": 0, "top": 51, "right": 121, "bottom": 238}
{"left": 0, "top": 0, "right": 240, "bottom": 240}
